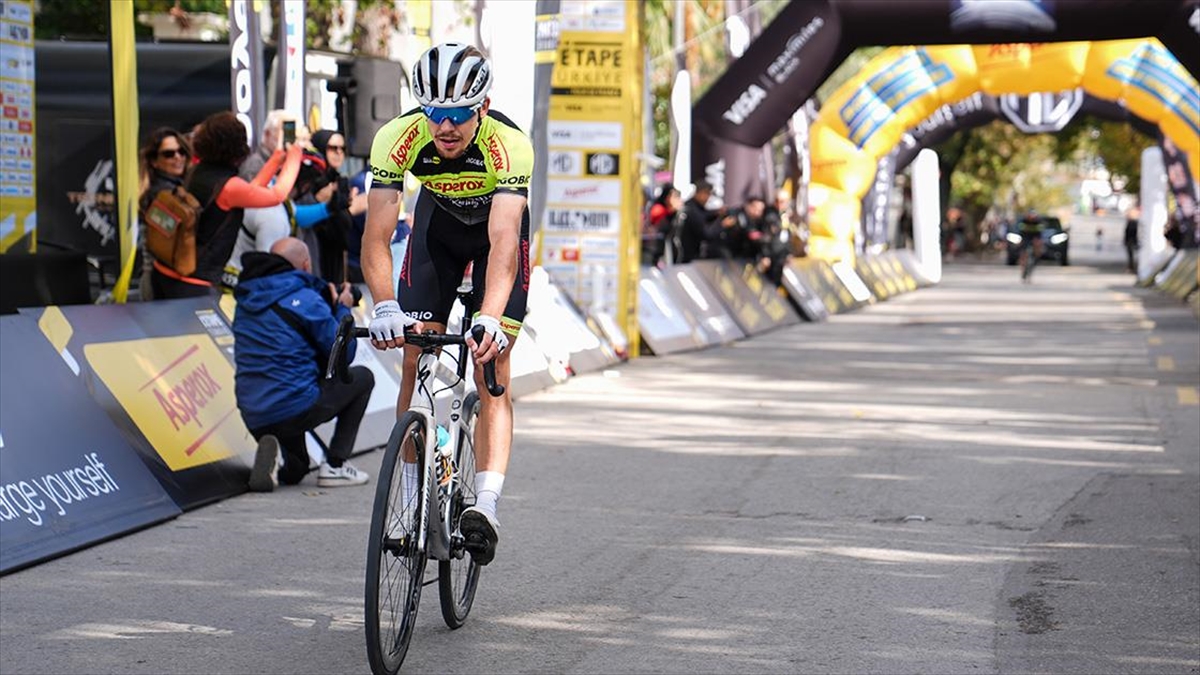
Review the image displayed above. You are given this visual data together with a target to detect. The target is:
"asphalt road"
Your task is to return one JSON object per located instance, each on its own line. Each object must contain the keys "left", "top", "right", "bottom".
{"left": 2, "top": 233, "right": 1197, "bottom": 674}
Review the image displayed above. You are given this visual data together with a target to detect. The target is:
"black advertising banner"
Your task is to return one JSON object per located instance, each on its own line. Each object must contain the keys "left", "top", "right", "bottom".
{"left": 1160, "top": 135, "right": 1200, "bottom": 249}
{"left": 692, "top": 0, "right": 841, "bottom": 148}
{"left": 1157, "top": 0, "right": 1200, "bottom": 80}
{"left": 839, "top": 0, "right": 1179, "bottom": 52}
{"left": 778, "top": 263, "right": 831, "bottom": 322}
{"left": 660, "top": 265, "right": 745, "bottom": 344}
{"left": 0, "top": 315, "right": 180, "bottom": 574}
{"left": 228, "top": 0, "right": 265, "bottom": 151}
{"left": 35, "top": 40, "right": 236, "bottom": 256}
{"left": 692, "top": 132, "right": 774, "bottom": 209}
{"left": 20, "top": 298, "right": 256, "bottom": 511}
{"left": 688, "top": 259, "right": 796, "bottom": 335}
{"left": 788, "top": 258, "right": 866, "bottom": 313}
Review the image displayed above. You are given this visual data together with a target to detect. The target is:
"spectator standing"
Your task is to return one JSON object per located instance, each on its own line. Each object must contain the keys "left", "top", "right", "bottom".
{"left": 137, "top": 127, "right": 192, "bottom": 300}
{"left": 712, "top": 195, "right": 766, "bottom": 260}
{"left": 302, "top": 129, "right": 368, "bottom": 282}
{"left": 1124, "top": 206, "right": 1140, "bottom": 273}
{"left": 235, "top": 237, "right": 374, "bottom": 491}
{"left": 151, "top": 111, "right": 303, "bottom": 299}
{"left": 680, "top": 181, "right": 720, "bottom": 263}
{"left": 224, "top": 110, "right": 295, "bottom": 287}
{"left": 759, "top": 191, "right": 794, "bottom": 285}
{"left": 643, "top": 183, "right": 681, "bottom": 266}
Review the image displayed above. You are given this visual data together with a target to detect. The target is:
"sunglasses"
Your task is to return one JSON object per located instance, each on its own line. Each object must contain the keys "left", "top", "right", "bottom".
{"left": 325, "top": 144, "right": 346, "bottom": 153}
{"left": 158, "top": 148, "right": 188, "bottom": 159}
{"left": 423, "top": 104, "right": 480, "bottom": 126}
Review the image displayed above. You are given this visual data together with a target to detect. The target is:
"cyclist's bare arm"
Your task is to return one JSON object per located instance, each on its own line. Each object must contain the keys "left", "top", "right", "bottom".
{"left": 362, "top": 187, "right": 406, "bottom": 349}
{"left": 474, "top": 192, "right": 526, "bottom": 363}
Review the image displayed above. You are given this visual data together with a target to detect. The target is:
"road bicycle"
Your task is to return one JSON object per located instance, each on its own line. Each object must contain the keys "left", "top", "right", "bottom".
{"left": 326, "top": 285, "right": 504, "bottom": 675}
{"left": 1019, "top": 233, "right": 1043, "bottom": 283}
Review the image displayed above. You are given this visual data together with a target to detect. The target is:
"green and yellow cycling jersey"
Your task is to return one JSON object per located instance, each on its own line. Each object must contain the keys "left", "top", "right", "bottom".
{"left": 369, "top": 108, "right": 533, "bottom": 226}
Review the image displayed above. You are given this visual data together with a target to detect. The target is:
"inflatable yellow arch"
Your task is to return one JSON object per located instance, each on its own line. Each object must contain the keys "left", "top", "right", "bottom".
{"left": 808, "top": 39, "right": 1200, "bottom": 263}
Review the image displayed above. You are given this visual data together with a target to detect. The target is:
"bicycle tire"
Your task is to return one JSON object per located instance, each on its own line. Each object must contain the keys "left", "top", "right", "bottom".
{"left": 439, "top": 392, "right": 483, "bottom": 628}
{"left": 365, "top": 412, "right": 430, "bottom": 675}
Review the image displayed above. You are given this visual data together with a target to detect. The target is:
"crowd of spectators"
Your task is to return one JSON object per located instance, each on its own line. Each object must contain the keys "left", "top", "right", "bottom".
{"left": 136, "top": 112, "right": 375, "bottom": 492}
{"left": 642, "top": 181, "right": 805, "bottom": 285}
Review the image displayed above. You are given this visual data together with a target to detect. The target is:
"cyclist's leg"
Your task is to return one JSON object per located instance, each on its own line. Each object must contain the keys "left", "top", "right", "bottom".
{"left": 458, "top": 207, "right": 530, "bottom": 563}
{"left": 467, "top": 205, "right": 530, "bottom": 477}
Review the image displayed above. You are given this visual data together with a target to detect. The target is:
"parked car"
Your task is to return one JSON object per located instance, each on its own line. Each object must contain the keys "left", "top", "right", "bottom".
{"left": 1005, "top": 216, "right": 1069, "bottom": 266}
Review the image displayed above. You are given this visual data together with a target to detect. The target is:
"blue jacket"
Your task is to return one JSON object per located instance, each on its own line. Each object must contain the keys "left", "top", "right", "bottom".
{"left": 232, "top": 251, "right": 357, "bottom": 429}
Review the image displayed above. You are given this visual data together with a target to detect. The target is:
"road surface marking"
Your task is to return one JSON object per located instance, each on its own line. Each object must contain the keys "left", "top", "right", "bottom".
{"left": 1157, "top": 356, "right": 1176, "bottom": 371}
{"left": 1178, "top": 387, "right": 1199, "bottom": 406}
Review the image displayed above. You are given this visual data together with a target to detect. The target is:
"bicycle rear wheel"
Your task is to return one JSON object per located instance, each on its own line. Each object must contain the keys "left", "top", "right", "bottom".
{"left": 365, "top": 412, "right": 430, "bottom": 675}
{"left": 439, "top": 392, "right": 482, "bottom": 628}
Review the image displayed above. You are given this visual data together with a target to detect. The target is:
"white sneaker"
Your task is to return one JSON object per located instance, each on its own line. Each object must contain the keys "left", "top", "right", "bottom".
{"left": 317, "top": 462, "right": 370, "bottom": 487}
{"left": 248, "top": 435, "right": 281, "bottom": 492}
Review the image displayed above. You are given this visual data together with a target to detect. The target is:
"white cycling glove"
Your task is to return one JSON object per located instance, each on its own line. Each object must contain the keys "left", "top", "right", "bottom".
{"left": 470, "top": 314, "right": 509, "bottom": 353}
{"left": 369, "top": 300, "right": 417, "bottom": 342}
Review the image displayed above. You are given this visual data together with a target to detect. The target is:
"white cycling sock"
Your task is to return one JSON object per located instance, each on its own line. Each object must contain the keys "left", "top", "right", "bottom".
{"left": 401, "top": 461, "right": 420, "bottom": 512}
{"left": 474, "top": 471, "right": 505, "bottom": 518}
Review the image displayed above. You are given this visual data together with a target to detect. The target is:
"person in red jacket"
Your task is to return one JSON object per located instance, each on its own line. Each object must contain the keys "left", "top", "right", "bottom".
{"left": 151, "top": 111, "right": 304, "bottom": 299}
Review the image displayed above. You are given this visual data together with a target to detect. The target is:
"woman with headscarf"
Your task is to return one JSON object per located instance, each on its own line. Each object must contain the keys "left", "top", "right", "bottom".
{"left": 290, "top": 129, "right": 367, "bottom": 282}
{"left": 151, "top": 111, "right": 303, "bottom": 299}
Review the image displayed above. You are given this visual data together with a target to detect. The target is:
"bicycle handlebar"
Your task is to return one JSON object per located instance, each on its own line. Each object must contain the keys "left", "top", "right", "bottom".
{"left": 326, "top": 315, "right": 505, "bottom": 397}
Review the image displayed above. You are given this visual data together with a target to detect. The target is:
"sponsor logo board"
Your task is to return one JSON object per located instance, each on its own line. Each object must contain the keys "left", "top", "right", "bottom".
{"left": 585, "top": 152, "right": 620, "bottom": 176}
{"left": 545, "top": 180, "right": 621, "bottom": 206}
{"left": 549, "top": 150, "right": 582, "bottom": 176}
{"left": 547, "top": 120, "right": 623, "bottom": 149}
{"left": 545, "top": 208, "right": 621, "bottom": 233}
{"left": 85, "top": 336, "right": 249, "bottom": 471}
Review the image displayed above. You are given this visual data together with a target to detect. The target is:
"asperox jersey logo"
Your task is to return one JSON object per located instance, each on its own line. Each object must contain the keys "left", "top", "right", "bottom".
{"left": 426, "top": 178, "right": 487, "bottom": 192}
{"left": 486, "top": 134, "right": 510, "bottom": 172}
{"left": 388, "top": 124, "right": 422, "bottom": 168}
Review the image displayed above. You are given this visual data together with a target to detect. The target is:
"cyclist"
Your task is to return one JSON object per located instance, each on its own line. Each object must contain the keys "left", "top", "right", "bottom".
{"left": 361, "top": 43, "right": 532, "bottom": 566}
{"left": 1016, "top": 209, "right": 1045, "bottom": 282}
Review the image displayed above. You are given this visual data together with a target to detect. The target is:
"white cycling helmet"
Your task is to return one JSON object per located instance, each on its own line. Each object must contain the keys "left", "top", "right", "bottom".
{"left": 412, "top": 43, "right": 492, "bottom": 108}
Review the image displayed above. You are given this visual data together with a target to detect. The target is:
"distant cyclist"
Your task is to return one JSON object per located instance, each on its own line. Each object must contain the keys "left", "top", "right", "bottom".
{"left": 1017, "top": 209, "right": 1045, "bottom": 282}
{"left": 361, "top": 43, "right": 533, "bottom": 566}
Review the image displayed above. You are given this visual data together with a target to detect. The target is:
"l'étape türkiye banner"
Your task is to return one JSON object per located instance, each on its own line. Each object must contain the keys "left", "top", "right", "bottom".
{"left": 27, "top": 299, "right": 257, "bottom": 511}
{"left": 0, "top": 0, "right": 37, "bottom": 253}
{"left": 0, "top": 315, "right": 181, "bottom": 574}
{"left": 542, "top": 0, "right": 642, "bottom": 352}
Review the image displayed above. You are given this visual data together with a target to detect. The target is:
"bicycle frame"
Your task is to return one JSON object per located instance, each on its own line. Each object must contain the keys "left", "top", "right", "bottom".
{"left": 408, "top": 335, "right": 474, "bottom": 562}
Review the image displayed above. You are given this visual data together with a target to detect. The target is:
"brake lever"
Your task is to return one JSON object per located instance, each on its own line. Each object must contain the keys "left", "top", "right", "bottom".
{"left": 469, "top": 325, "right": 506, "bottom": 397}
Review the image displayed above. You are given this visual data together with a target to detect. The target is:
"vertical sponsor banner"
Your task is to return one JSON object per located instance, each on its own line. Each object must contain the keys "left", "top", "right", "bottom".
{"left": 0, "top": 315, "right": 181, "bottom": 574}
{"left": 109, "top": 0, "right": 140, "bottom": 303}
{"left": 229, "top": 0, "right": 265, "bottom": 150}
{"left": 279, "top": 0, "right": 305, "bottom": 123}
{"left": 544, "top": 0, "right": 642, "bottom": 351}
{"left": 531, "top": 2, "right": 561, "bottom": 245}
{"left": 0, "top": 0, "right": 35, "bottom": 253}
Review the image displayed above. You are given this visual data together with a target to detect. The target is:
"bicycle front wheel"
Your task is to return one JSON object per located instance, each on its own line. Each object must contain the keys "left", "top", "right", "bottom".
{"left": 365, "top": 412, "right": 430, "bottom": 675}
{"left": 439, "top": 392, "right": 482, "bottom": 628}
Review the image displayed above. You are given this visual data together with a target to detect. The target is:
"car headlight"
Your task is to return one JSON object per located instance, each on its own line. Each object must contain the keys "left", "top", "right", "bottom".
{"left": 1049, "top": 232, "right": 1068, "bottom": 245}
{"left": 1006, "top": 232, "right": 1023, "bottom": 244}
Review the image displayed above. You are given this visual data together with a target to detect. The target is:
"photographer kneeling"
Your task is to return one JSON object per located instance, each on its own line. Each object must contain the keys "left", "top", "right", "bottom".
{"left": 234, "top": 236, "right": 374, "bottom": 491}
